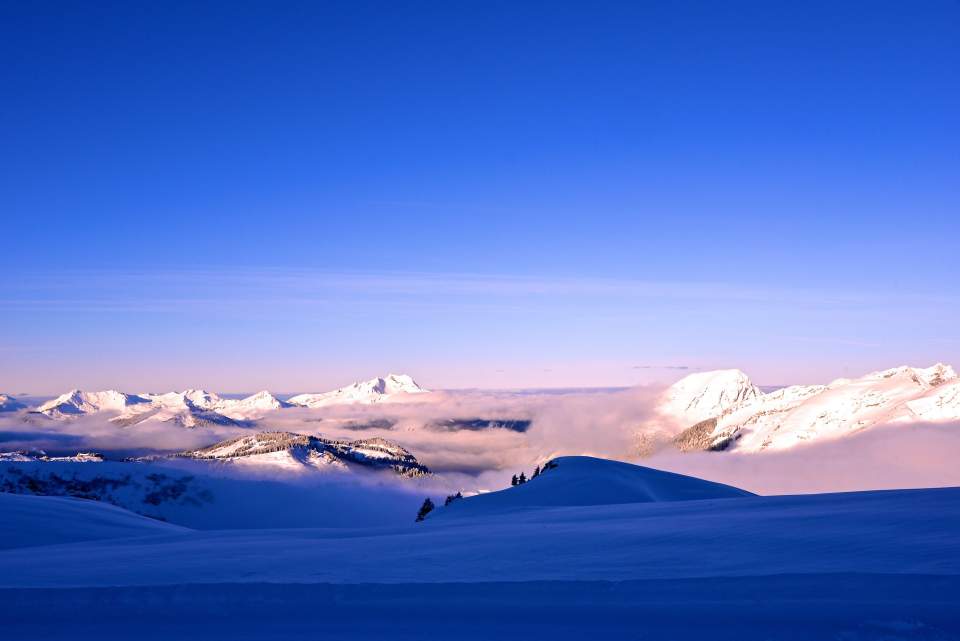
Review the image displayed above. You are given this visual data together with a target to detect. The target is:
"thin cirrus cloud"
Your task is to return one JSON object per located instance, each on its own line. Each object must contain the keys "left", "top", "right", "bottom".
{"left": 2, "top": 267, "right": 950, "bottom": 314}
{"left": 632, "top": 365, "right": 693, "bottom": 371}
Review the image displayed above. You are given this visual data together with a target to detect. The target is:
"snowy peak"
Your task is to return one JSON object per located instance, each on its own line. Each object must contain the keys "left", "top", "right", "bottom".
{"left": 865, "top": 363, "right": 957, "bottom": 388}
{"left": 287, "top": 374, "right": 428, "bottom": 408}
{"left": 0, "top": 394, "right": 26, "bottom": 412}
{"left": 143, "top": 389, "right": 224, "bottom": 411}
{"left": 658, "top": 369, "right": 762, "bottom": 427}
{"left": 180, "top": 431, "right": 429, "bottom": 477}
{"left": 672, "top": 362, "right": 960, "bottom": 453}
{"left": 35, "top": 390, "right": 151, "bottom": 418}
{"left": 236, "top": 390, "right": 286, "bottom": 410}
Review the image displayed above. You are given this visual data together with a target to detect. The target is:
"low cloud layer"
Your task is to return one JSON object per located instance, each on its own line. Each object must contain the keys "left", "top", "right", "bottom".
{"left": 2, "top": 389, "right": 959, "bottom": 497}
{"left": 644, "top": 421, "right": 960, "bottom": 495}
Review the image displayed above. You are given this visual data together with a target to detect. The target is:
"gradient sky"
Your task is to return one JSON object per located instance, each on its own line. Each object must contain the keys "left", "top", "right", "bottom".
{"left": 2, "top": 1, "right": 958, "bottom": 394}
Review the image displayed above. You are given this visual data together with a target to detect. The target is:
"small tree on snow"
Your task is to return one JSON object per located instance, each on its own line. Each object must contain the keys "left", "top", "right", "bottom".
{"left": 444, "top": 492, "right": 463, "bottom": 506}
{"left": 532, "top": 465, "right": 541, "bottom": 478}
{"left": 511, "top": 474, "right": 519, "bottom": 486}
{"left": 518, "top": 472, "right": 526, "bottom": 484}
{"left": 415, "top": 497, "right": 435, "bottom": 522}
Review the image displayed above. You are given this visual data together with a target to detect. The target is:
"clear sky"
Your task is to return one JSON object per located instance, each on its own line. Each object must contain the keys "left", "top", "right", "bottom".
{"left": 2, "top": 1, "right": 958, "bottom": 394}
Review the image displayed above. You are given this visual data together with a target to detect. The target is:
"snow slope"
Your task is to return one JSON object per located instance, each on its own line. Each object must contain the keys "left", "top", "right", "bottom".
{"left": 0, "top": 492, "right": 187, "bottom": 550}
{"left": 435, "top": 456, "right": 751, "bottom": 519}
{"left": 708, "top": 363, "right": 960, "bottom": 451}
{"left": 287, "top": 374, "right": 428, "bottom": 407}
{"left": 657, "top": 369, "right": 761, "bottom": 427}
{"left": 0, "top": 484, "right": 957, "bottom": 639}
{"left": 35, "top": 390, "right": 151, "bottom": 418}
{"left": 116, "top": 389, "right": 288, "bottom": 426}
{"left": 0, "top": 459, "right": 429, "bottom": 529}
{"left": 661, "top": 363, "right": 960, "bottom": 452}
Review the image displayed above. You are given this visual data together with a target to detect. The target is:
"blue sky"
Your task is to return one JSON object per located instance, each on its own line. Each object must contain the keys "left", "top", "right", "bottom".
{"left": 2, "top": 1, "right": 958, "bottom": 393}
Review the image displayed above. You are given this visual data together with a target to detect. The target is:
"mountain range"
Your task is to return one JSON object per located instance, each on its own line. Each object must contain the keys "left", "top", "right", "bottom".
{"left": 660, "top": 363, "right": 959, "bottom": 453}
{"left": 14, "top": 374, "right": 429, "bottom": 427}
{"left": 3, "top": 365, "right": 959, "bottom": 456}
{"left": 175, "top": 431, "right": 430, "bottom": 477}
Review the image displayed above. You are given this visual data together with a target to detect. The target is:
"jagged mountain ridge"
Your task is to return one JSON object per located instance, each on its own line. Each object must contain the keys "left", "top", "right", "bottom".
{"left": 20, "top": 374, "right": 427, "bottom": 427}
{"left": 178, "top": 431, "right": 430, "bottom": 477}
{"left": 661, "top": 363, "right": 960, "bottom": 452}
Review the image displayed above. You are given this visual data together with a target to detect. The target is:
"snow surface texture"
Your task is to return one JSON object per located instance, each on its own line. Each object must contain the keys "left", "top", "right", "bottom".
{"left": 0, "top": 456, "right": 957, "bottom": 640}
{"left": 659, "top": 363, "right": 960, "bottom": 452}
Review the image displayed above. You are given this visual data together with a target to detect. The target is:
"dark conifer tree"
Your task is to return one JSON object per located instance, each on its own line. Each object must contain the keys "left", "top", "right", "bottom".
{"left": 518, "top": 472, "right": 527, "bottom": 484}
{"left": 511, "top": 474, "right": 519, "bottom": 486}
{"left": 532, "top": 465, "right": 541, "bottom": 478}
{"left": 415, "top": 497, "right": 435, "bottom": 522}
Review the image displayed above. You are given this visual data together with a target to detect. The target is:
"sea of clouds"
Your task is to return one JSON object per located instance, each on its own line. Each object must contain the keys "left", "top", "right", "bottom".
{"left": 2, "top": 386, "right": 959, "bottom": 497}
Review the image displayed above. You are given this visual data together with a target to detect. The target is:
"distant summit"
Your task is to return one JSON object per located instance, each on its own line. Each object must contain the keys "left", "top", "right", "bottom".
{"left": 658, "top": 369, "right": 761, "bottom": 426}
{"left": 178, "top": 431, "right": 429, "bottom": 477}
{"left": 661, "top": 363, "right": 960, "bottom": 453}
{"left": 35, "top": 390, "right": 151, "bottom": 418}
{"left": 287, "top": 374, "right": 428, "bottom": 408}
{"left": 0, "top": 394, "right": 27, "bottom": 413}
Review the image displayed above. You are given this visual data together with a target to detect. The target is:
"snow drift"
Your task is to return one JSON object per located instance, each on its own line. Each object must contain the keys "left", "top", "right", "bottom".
{"left": 434, "top": 456, "right": 752, "bottom": 519}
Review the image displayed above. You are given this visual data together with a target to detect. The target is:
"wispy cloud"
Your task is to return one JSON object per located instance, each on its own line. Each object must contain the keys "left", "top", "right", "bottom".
{"left": 632, "top": 365, "right": 692, "bottom": 371}
{"left": 3, "top": 267, "right": 951, "bottom": 315}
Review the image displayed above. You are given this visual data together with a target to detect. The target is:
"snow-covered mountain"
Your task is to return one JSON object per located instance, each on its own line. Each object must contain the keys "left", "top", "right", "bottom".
{"left": 657, "top": 369, "right": 762, "bottom": 426}
{"left": 0, "top": 451, "right": 103, "bottom": 463}
{"left": 288, "top": 374, "right": 428, "bottom": 408}
{"left": 27, "top": 374, "right": 425, "bottom": 425}
{"left": 0, "top": 394, "right": 27, "bottom": 412}
{"left": 178, "top": 431, "right": 430, "bottom": 477}
{"left": 662, "top": 363, "right": 960, "bottom": 453}
{"left": 30, "top": 388, "right": 289, "bottom": 427}
{"left": 119, "top": 389, "right": 289, "bottom": 426}
{"left": 34, "top": 390, "right": 151, "bottom": 418}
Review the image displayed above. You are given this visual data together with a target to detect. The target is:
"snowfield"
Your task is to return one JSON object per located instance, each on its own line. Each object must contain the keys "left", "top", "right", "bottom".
{"left": 0, "top": 456, "right": 957, "bottom": 639}
{"left": 0, "top": 492, "right": 187, "bottom": 550}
